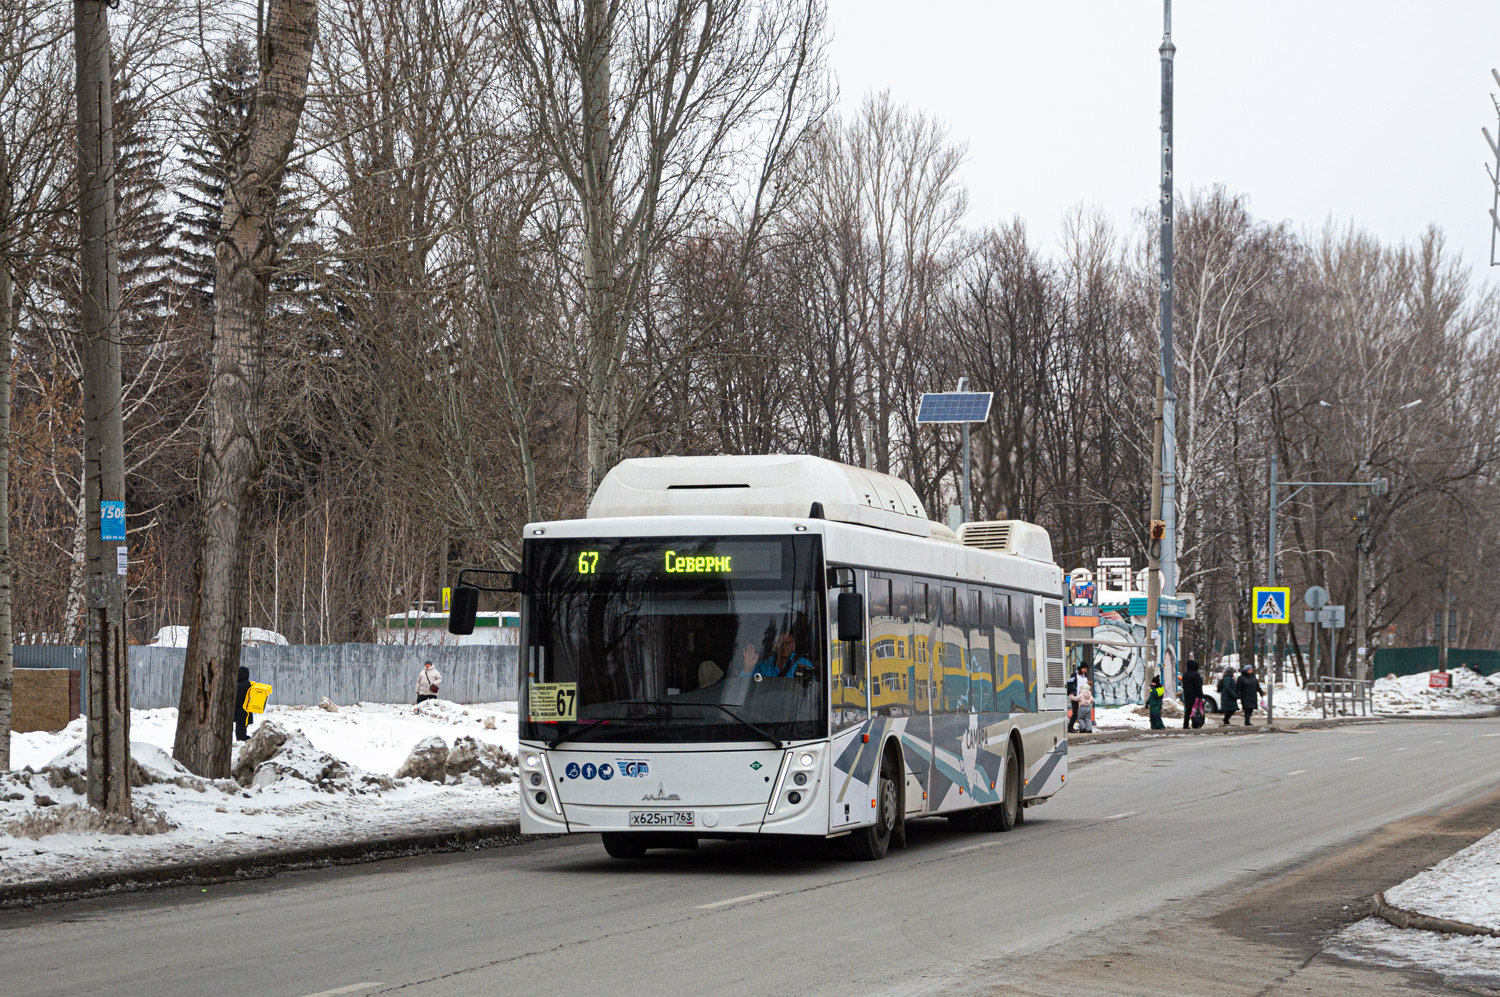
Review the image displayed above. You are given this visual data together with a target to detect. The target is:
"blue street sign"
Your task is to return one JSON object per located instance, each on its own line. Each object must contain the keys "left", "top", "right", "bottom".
{"left": 1251, "top": 586, "right": 1290, "bottom": 624}
{"left": 100, "top": 501, "right": 126, "bottom": 542}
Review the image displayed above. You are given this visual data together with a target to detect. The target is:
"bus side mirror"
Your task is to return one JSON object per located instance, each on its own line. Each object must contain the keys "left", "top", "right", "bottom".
{"left": 838, "top": 592, "right": 864, "bottom": 643}
{"left": 449, "top": 586, "right": 480, "bottom": 635}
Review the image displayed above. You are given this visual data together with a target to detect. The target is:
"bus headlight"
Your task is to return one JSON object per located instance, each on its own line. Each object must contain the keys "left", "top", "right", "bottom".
{"left": 799, "top": 752, "right": 815, "bottom": 767}
{"left": 524, "top": 753, "right": 540, "bottom": 769}
{"left": 793, "top": 772, "right": 808, "bottom": 787}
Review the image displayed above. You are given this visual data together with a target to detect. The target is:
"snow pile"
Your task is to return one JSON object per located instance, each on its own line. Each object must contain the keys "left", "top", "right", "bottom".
{"left": 1090, "top": 701, "right": 1185, "bottom": 731}
{"left": 1385, "top": 828, "right": 1500, "bottom": 932}
{"left": 1373, "top": 669, "right": 1500, "bottom": 715}
{"left": 1, "top": 702, "right": 520, "bottom": 889}
{"left": 1327, "top": 829, "right": 1500, "bottom": 988}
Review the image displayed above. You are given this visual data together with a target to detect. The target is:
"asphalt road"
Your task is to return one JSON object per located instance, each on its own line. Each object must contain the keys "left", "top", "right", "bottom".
{"left": 3, "top": 719, "right": 1499, "bottom": 997}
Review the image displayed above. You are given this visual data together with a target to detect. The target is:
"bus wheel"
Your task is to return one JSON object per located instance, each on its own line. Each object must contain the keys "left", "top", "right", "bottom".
{"left": 849, "top": 755, "right": 898, "bottom": 860}
{"left": 602, "top": 833, "right": 649, "bottom": 859}
{"left": 975, "top": 746, "right": 1021, "bottom": 832}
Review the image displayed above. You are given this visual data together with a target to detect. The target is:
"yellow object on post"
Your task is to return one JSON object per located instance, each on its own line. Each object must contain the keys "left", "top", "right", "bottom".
{"left": 243, "top": 682, "right": 272, "bottom": 714}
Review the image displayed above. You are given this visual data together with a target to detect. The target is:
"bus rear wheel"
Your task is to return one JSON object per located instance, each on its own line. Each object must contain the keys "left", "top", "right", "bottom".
{"left": 973, "top": 745, "right": 1021, "bottom": 832}
{"left": 602, "top": 832, "right": 649, "bottom": 859}
{"left": 849, "top": 755, "right": 898, "bottom": 860}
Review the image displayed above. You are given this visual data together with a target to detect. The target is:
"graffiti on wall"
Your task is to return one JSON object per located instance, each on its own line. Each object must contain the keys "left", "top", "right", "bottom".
{"left": 1087, "top": 612, "right": 1176, "bottom": 707}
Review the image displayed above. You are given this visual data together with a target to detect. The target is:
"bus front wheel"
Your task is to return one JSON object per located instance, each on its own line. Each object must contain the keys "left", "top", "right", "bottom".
{"left": 602, "top": 832, "right": 649, "bottom": 859}
{"left": 849, "top": 755, "right": 898, "bottom": 860}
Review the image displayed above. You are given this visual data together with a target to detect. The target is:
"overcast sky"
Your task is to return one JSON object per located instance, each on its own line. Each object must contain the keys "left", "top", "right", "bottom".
{"left": 824, "top": 0, "right": 1500, "bottom": 285}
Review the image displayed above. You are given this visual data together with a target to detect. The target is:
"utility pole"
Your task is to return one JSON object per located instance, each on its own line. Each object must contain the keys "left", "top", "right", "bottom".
{"left": 957, "top": 377, "right": 972, "bottom": 523}
{"left": 1353, "top": 500, "right": 1369, "bottom": 681}
{"left": 74, "top": 0, "right": 131, "bottom": 815}
{"left": 1146, "top": 1, "right": 1178, "bottom": 691}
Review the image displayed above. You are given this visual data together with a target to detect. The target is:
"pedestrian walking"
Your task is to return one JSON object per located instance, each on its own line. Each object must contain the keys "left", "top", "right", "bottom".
{"left": 1181, "top": 659, "right": 1204, "bottom": 729}
{"left": 1146, "top": 673, "right": 1165, "bottom": 729}
{"left": 1237, "top": 664, "right": 1266, "bottom": 726}
{"left": 1217, "top": 665, "right": 1238, "bottom": 725}
{"left": 235, "top": 665, "right": 254, "bottom": 742}
{"left": 416, "top": 660, "right": 443, "bottom": 704}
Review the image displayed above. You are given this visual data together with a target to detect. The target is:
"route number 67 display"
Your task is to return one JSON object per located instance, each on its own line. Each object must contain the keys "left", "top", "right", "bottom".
{"left": 529, "top": 682, "right": 578, "bottom": 722}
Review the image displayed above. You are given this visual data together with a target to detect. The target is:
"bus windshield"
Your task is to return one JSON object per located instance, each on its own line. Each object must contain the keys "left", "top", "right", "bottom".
{"left": 521, "top": 535, "right": 826, "bottom": 743}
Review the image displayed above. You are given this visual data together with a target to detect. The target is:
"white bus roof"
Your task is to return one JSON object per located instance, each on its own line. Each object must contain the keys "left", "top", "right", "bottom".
{"left": 588, "top": 454, "right": 934, "bottom": 539}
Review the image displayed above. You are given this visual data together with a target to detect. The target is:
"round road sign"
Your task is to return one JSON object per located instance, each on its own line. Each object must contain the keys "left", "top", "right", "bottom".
{"left": 1304, "top": 585, "right": 1329, "bottom": 609}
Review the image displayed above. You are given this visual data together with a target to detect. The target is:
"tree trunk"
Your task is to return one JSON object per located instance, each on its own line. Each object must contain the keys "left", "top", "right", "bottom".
{"left": 0, "top": 173, "right": 11, "bottom": 772}
{"left": 174, "top": 0, "right": 318, "bottom": 778}
{"left": 580, "top": 0, "right": 618, "bottom": 493}
{"left": 74, "top": 0, "right": 130, "bottom": 815}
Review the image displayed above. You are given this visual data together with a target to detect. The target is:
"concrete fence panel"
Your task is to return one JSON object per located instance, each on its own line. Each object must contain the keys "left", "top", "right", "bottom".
{"left": 18, "top": 644, "right": 520, "bottom": 712}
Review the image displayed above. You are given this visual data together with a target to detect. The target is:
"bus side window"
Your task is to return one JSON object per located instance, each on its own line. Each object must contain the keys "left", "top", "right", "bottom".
{"left": 1013, "top": 591, "right": 1038, "bottom": 711}
{"left": 908, "top": 578, "right": 931, "bottom": 713}
{"left": 869, "top": 576, "right": 892, "bottom": 618}
{"left": 871, "top": 575, "right": 913, "bottom": 718}
{"left": 939, "top": 585, "right": 966, "bottom": 713}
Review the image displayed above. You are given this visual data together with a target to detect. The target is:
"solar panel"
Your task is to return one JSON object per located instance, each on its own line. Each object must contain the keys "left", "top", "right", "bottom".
{"left": 916, "top": 391, "right": 994, "bottom": 424}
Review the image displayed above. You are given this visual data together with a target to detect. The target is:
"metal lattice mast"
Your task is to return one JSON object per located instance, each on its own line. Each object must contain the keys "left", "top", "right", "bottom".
{"left": 1159, "top": 1, "right": 1178, "bottom": 600}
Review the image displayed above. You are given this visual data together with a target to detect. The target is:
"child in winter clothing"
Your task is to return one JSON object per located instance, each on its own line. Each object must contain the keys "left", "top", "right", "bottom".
{"left": 1146, "top": 674, "right": 1166, "bottom": 729}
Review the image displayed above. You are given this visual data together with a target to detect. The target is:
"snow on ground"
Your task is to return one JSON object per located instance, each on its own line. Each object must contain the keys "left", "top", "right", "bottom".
{"left": 1323, "top": 810, "right": 1500, "bottom": 986}
{"left": 1327, "top": 918, "right": 1500, "bottom": 990}
{"left": 1, "top": 701, "right": 520, "bottom": 889}
{"left": 1384, "top": 828, "right": 1500, "bottom": 932}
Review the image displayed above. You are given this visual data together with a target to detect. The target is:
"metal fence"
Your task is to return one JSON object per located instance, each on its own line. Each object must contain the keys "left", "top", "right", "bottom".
{"left": 14, "top": 644, "right": 519, "bottom": 712}
{"left": 1371, "top": 647, "right": 1499, "bottom": 678}
{"left": 1305, "top": 677, "right": 1373, "bottom": 718}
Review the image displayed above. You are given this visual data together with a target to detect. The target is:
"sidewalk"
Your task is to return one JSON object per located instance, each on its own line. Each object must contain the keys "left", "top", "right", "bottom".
{"left": 1327, "top": 829, "right": 1500, "bottom": 989}
{"left": 1070, "top": 714, "right": 1380, "bottom": 744}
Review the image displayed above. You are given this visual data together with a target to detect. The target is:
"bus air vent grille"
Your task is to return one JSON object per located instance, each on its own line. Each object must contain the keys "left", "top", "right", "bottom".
{"left": 959, "top": 521, "right": 1012, "bottom": 551}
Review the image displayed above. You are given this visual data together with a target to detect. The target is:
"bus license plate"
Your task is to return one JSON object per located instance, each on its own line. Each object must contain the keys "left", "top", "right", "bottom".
{"left": 629, "top": 810, "right": 694, "bottom": 827}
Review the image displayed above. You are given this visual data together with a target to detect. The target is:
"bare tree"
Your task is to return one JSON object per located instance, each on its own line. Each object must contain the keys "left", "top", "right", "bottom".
{"left": 505, "top": 0, "right": 826, "bottom": 491}
{"left": 174, "top": 0, "right": 318, "bottom": 778}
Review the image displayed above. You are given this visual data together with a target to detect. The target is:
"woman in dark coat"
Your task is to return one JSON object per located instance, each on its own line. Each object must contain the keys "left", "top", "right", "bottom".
{"left": 1236, "top": 665, "right": 1266, "bottom": 726}
{"left": 1217, "top": 666, "right": 1238, "bottom": 725}
{"left": 235, "top": 665, "right": 254, "bottom": 742}
{"left": 1180, "top": 660, "right": 1204, "bottom": 729}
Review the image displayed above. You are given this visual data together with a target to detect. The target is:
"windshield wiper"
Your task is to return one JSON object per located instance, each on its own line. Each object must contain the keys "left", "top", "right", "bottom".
{"left": 701, "top": 703, "right": 784, "bottom": 749}
{"left": 542, "top": 717, "right": 609, "bottom": 748}
{"left": 611, "top": 699, "right": 783, "bottom": 749}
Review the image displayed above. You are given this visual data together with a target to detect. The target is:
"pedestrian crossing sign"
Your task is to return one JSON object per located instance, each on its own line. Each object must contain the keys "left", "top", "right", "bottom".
{"left": 1251, "top": 587, "right": 1290, "bottom": 624}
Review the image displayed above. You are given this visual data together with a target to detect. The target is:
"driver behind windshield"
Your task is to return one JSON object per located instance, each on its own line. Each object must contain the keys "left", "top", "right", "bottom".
{"left": 739, "top": 629, "right": 813, "bottom": 678}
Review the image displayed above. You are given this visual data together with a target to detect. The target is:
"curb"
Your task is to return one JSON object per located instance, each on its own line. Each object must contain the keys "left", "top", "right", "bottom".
{"left": 1371, "top": 890, "right": 1500, "bottom": 938}
{"left": 0, "top": 820, "right": 526, "bottom": 910}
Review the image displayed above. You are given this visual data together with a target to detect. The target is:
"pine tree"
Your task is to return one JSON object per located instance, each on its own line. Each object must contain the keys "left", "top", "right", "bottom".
{"left": 174, "top": 38, "right": 258, "bottom": 315}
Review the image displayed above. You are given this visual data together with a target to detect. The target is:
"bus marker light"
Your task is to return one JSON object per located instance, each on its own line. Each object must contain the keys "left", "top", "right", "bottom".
{"left": 871, "top": 799, "right": 876, "bottom": 808}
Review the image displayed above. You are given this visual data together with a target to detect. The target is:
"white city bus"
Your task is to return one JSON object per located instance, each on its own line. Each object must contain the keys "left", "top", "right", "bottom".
{"left": 450, "top": 455, "right": 1070, "bottom": 860}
